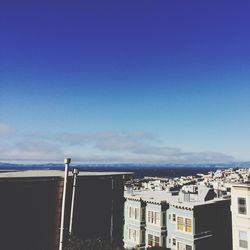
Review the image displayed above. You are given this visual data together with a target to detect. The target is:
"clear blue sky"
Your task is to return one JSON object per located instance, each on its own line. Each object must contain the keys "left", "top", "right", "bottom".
{"left": 1, "top": 1, "right": 250, "bottom": 163}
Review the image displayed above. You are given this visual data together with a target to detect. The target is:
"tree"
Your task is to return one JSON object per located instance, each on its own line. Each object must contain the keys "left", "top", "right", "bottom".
{"left": 63, "top": 234, "right": 84, "bottom": 250}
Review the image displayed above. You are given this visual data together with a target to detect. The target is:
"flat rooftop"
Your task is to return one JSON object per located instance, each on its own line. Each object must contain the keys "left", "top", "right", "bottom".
{"left": 0, "top": 170, "right": 133, "bottom": 179}
{"left": 125, "top": 190, "right": 229, "bottom": 208}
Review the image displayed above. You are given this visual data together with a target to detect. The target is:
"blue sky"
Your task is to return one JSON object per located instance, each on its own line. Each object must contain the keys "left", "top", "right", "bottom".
{"left": 1, "top": 1, "right": 250, "bottom": 163}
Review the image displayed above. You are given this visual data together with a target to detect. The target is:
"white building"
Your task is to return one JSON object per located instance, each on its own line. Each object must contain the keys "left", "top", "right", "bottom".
{"left": 123, "top": 190, "right": 168, "bottom": 249}
{"left": 231, "top": 183, "right": 250, "bottom": 250}
{"left": 124, "top": 188, "right": 231, "bottom": 250}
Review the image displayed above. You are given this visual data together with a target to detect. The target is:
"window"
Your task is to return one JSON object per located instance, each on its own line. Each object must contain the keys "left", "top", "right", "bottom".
{"left": 239, "top": 231, "right": 248, "bottom": 248}
{"left": 147, "top": 211, "right": 160, "bottom": 225}
{"left": 185, "top": 218, "right": 192, "bottom": 233}
{"left": 172, "top": 213, "right": 176, "bottom": 222}
{"left": 155, "top": 236, "right": 160, "bottom": 247}
{"left": 177, "top": 217, "right": 184, "bottom": 231}
{"left": 128, "top": 207, "right": 139, "bottom": 220}
{"left": 135, "top": 208, "right": 138, "bottom": 219}
{"left": 177, "top": 242, "right": 192, "bottom": 250}
{"left": 169, "top": 214, "right": 171, "bottom": 220}
{"left": 173, "top": 238, "right": 176, "bottom": 246}
{"left": 238, "top": 197, "right": 247, "bottom": 215}
{"left": 128, "top": 228, "right": 137, "bottom": 242}
{"left": 177, "top": 216, "right": 192, "bottom": 233}
{"left": 177, "top": 242, "right": 185, "bottom": 250}
{"left": 148, "top": 234, "right": 153, "bottom": 246}
{"left": 148, "top": 234, "right": 160, "bottom": 247}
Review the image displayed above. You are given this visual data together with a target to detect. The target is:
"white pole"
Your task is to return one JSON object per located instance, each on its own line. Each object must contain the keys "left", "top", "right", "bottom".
{"left": 59, "top": 158, "right": 71, "bottom": 250}
{"left": 69, "top": 168, "right": 79, "bottom": 235}
{"left": 110, "top": 178, "right": 114, "bottom": 246}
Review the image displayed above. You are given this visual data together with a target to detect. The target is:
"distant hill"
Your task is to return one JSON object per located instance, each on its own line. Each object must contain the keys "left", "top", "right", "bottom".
{"left": 0, "top": 161, "right": 249, "bottom": 178}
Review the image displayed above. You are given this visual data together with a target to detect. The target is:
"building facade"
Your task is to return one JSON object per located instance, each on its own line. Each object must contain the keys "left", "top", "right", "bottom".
{"left": 123, "top": 198, "right": 146, "bottom": 249}
{"left": 124, "top": 188, "right": 232, "bottom": 250}
{"left": 124, "top": 191, "right": 168, "bottom": 249}
{"left": 231, "top": 183, "right": 250, "bottom": 250}
{"left": 167, "top": 204, "right": 194, "bottom": 250}
{"left": 0, "top": 170, "right": 132, "bottom": 250}
{"left": 145, "top": 202, "right": 167, "bottom": 248}
{"left": 167, "top": 198, "right": 232, "bottom": 250}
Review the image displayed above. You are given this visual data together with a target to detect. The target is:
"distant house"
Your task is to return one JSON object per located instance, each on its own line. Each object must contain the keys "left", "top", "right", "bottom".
{"left": 0, "top": 170, "right": 132, "bottom": 250}
{"left": 124, "top": 186, "right": 232, "bottom": 250}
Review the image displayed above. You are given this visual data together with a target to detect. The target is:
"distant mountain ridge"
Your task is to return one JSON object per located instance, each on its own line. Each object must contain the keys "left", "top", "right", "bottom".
{"left": 0, "top": 161, "right": 250, "bottom": 168}
{"left": 0, "top": 161, "right": 249, "bottom": 178}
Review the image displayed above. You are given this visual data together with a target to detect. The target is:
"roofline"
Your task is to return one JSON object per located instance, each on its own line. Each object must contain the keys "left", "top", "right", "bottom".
{"left": 0, "top": 170, "right": 134, "bottom": 179}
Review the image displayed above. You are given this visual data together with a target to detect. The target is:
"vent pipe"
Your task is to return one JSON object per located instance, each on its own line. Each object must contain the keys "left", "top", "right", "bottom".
{"left": 59, "top": 158, "right": 71, "bottom": 250}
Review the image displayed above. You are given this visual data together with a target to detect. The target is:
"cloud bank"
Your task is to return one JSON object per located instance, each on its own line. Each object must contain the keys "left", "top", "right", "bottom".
{"left": 0, "top": 123, "right": 234, "bottom": 163}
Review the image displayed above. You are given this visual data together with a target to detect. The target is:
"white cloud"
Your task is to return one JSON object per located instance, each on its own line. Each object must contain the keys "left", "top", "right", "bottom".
{"left": 0, "top": 126, "right": 235, "bottom": 163}
{"left": 0, "top": 141, "right": 64, "bottom": 162}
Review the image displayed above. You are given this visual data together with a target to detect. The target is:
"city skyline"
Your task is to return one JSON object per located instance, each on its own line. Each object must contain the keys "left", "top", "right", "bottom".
{"left": 1, "top": 1, "right": 250, "bottom": 163}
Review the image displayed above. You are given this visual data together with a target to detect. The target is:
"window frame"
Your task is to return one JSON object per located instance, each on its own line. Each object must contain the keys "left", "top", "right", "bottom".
{"left": 177, "top": 216, "right": 184, "bottom": 231}
{"left": 147, "top": 210, "right": 160, "bottom": 225}
{"left": 128, "top": 206, "right": 140, "bottom": 220}
{"left": 128, "top": 228, "right": 137, "bottom": 243}
{"left": 172, "top": 213, "right": 176, "bottom": 222}
{"left": 185, "top": 218, "right": 192, "bottom": 233}
{"left": 238, "top": 197, "right": 247, "bottom": 215}
{"left": 148, "top": 234, "right": 160, "bottom": 247}
{"left": 239, "top": 230, "right": 248, "bottom": 249}
{"left": 177, "top": 216, "right": 193, "bottom": 233}
{"left": 177, "top": 241, "right": 192, "bottom": 250}
{"left": 186, "top": 245, "right": 192, "bottom": 250}
{"left": 172, "top": 238, "right": 176, "bottom": 246}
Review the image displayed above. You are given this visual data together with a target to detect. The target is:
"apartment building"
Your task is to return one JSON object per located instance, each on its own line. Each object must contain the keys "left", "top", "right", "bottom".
{"left": 167, "top": 202, "right": 194, "bottom": 250}
{"left": 124, "top": 191, "right": 168, "bottom": 249}
{"left": 167, "top": 193, "right": 232, "bottom": 250}
{"left": 145, "top": 200, "right": 168, "bottom": 248}
{"left": 124, "top": 186, "right": 232, "bottom": 250}
{"left": 123, "top": 197, "right": 146, "bottom": 249}
{"left": 231, "top": 183, "right": 250, "bottom": 250}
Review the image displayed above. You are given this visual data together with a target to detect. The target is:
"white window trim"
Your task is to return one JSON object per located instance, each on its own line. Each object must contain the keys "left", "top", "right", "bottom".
{"left": 128, "top": 206, "right": 140, "bottom": 221}
{"left": 128, "top": 228, "right": 138, "bottom": 244}
{"left": 147, "top": 210, "right": 161, "bottom": 226}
